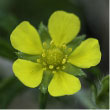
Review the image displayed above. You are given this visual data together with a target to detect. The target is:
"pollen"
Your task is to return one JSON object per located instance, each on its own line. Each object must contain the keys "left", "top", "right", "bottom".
{"left": 39, "top": 40, "right": 71, "bottom": 71}
{"left": 45, "top": 48, "right": 64, "bottom": 66}
{"left": 49, "top": 65, "right": 54, "bottom": 69}
{"left": 62, "top": 58, "right": 66, "bottom": 64}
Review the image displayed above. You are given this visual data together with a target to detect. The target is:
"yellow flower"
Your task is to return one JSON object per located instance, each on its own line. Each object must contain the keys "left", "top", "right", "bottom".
{"left": 10, "top": 11, "right": 101, "bottom": 97}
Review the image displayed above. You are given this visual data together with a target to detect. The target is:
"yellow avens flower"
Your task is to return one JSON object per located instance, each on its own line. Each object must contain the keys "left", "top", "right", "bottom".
{"left": 10, "top": 11, "right": 101, "bottom": 97}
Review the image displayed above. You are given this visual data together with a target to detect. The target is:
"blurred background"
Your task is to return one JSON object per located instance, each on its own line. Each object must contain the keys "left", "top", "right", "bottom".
{"left": 0, "top": 0, "right": 109, "bottom": 109}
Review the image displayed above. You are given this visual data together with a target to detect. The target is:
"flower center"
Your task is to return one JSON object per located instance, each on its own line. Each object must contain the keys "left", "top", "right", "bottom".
{"left": 37, "top": 41, "right": 72, "bottom": 72}
{"left": 45, "top": 48, "right": 64, "bottom": 66}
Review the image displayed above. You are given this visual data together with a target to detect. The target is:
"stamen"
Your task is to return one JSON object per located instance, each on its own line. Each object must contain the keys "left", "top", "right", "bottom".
{"left": 62, "top": 58, "right": 66, "bottom": 64}
{"left": 40, "top": 42, "right": 69, "bottom": 71}
{"left": 52, "top": 71, "right": 56, "bottom": 74}
{"left": 43, "top": 42, "right": 47, "bottom": 48}
{"left": 62, "top": 66, "right": 66, "bottom": 70}
{"left": 62, "top": 44, "right": 67, "bottom": 49}
{"left": 50, "top": 40, "right": 54, "bottom": 45}
{"left": 68, "top": 48, "right": 72, "bottom": 53}
{"left": 42, "top": 53, "right": 46, "bottom": 57}
{"left": 37, "top": 59, "right": 40, "bottom": 63}
{"left": 43, "top": 68, "right": 46, "bottom": 70}
{"left": 65, "top": 55, "right": 68, "bottom": 58}
{"left": 43, "top": 62, "right": 47, "bottom": 66}
{"left": 56, "top": 66, "right": 60, "bottom": 70}
{"left": 49, "top": 65, "right": 54, "bottom": 69}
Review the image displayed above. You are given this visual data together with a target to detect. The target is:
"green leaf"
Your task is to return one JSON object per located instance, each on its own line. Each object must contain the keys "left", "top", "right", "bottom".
{"left": 63, "top": 63, "right": 86, "bottom": 77}
{"left": 75, "top": 88, "right": 97, "bottom": 109}
{"left": 0, "top": 76, "right": 27, "bottom": 108}
{"left": 16, "top": 51, "right": 40, "bottom": 62}
{"left": 40, "top": 70, "right": 53, "bottom": 94}
{"left": 95, "top": 75, "right": 109, "bottom": 109}
{"left": 86, "top": 66, "right": 102, "bottom": 77}
{"left": 38, "top": 22, "right": 51, "bottom": 44}
{"left": 67, "top": 34, "right": 86, "bottom": 50}
{"left": 91, "top": 84, "right": 97, "bottom": 104}
{"left": 98, "top": 75, "right": 109, "bottom": 95}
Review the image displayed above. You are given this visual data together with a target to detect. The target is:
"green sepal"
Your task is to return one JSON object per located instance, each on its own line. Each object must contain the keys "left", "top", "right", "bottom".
{"left": 63, "top": 63, "right": 86, "bottom": 77}
{"left": 15, "top": 51, "right": 40, "bottom": 62}
{"left": 40, "top": 70, "right": 53, "bottom": 94}
{"left": 67, "top": 34, "right": 86, "bottom": 50}
{"left": 38, "top": 22, "right": 51, "bottom": 44}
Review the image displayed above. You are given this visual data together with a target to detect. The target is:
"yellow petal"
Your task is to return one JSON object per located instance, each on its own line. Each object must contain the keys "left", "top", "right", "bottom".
{"left": 48, "top": 11, "right": 80, "bottom": 46}
{"left": 10, "top": 21, "right": 43, "bottom": 55}
{"left": 68, "top": 38, "right": 101, "bottom": 68}
{"left": 13, "top": 59, "right": 44, "bottom": 88}
{"left": 48, "top": 71, "right": 81, "bottom": 97}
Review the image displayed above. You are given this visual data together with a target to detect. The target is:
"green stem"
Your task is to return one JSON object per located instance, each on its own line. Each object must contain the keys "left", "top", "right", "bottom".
{"left": 39, "top": 91, "right": 48, "bottom": 109}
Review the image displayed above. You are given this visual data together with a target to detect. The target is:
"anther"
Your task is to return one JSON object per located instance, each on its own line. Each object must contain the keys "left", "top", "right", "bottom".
{"left": 62, "top": 58, "right": 66, "bottom": 64}
{"left": 65, "top": 55, "right": 68, "bottom": 58}
{"left": 52, "top": 71, "right": 56, "bottom": 74}
{"left": 49, "top": 65, "right": 54, "bottom": 69}
{"left": 68, "top": 48, "right": 72, "bottom": 53}
{"left": 50, "top": 40, "right": 54, "bottom": 45}
{"left": 43, "top": 62, "right": 47, "bottom": 66}
{"left": 56, "top": 66, "right": 60, "bottom": 70}
{"left": 43, "top": 68, "right": 46, "bottom": 70}
{"left": 43, "top": 42, "right": 47, "bottom": 48}
{"left": 62, "top": 66, "right": 66, "bottom": 70}
{"left": 62, "top": 44, "right": 67, "bottom": 49}
{"left": 42, "top": 53, "right": 46, "bottom": 57}
{"left": 37, "top": 59, "right": 40, "bottom": 63}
